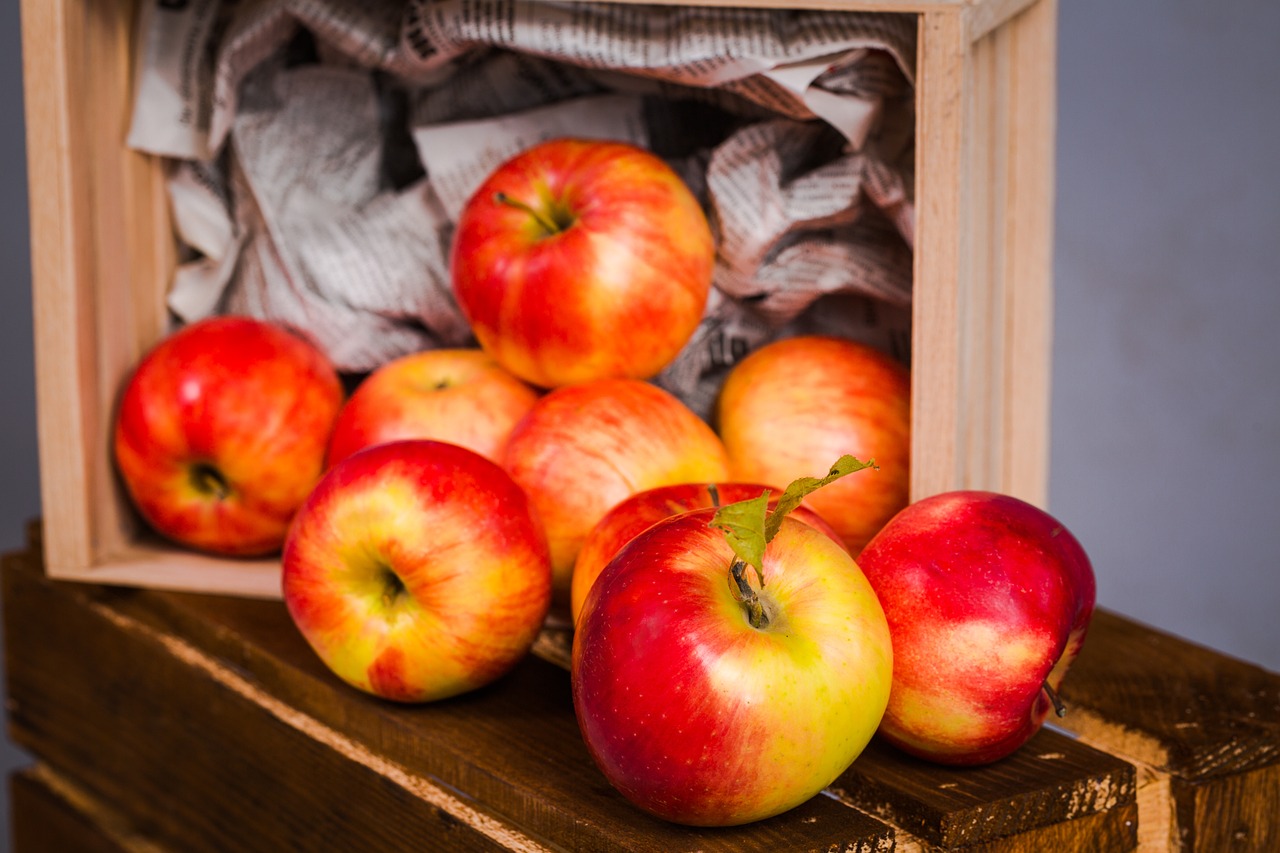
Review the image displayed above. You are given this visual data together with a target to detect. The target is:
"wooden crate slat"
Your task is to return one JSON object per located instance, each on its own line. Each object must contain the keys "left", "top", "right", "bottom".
{"left": 19, "top": 0, "right": 99, "bottom": 575}
{"left": 1057, "top": 608, "right": 1280, "bottom": 851}
{"left": 10, "top": 766, "right": 147, "bottom": 853}
{"left": 830, "top": 733, "right": 1134, "bottom": 848}
{"left": 21, "top": 0, "right": 176, "bottom": 582}
{"left": 909, "top": 7, "right": 967, "bottom": 502}
{"left": 912, "top": 0, "right": 1056, "bottom": 507}
{"left": 999, "top": 0, "right": 1056, "bottom": 503}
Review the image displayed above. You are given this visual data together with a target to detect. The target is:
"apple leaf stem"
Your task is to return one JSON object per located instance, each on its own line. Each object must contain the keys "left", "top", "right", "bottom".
{"left": 729, "top": 558, "right": 769, "bottom": 629}
{"left": 710, "top": 455, "right": 875, "bottom": 631}
{"left": 494, "top": 192, "right": 562, "bottom": 236}
{"left": 1042, "top": 681, "right": 1067, "bottom": 718}
{"left": 709, "top": 454, "right": 877, "bottom": 587}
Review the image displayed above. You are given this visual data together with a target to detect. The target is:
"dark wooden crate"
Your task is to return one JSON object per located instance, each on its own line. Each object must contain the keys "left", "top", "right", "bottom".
{"left": 0, "top": 529, "right": 1158, "bottom": 852}
{"left": 1058, "top": 610, "right": 1280, "bottom": 851}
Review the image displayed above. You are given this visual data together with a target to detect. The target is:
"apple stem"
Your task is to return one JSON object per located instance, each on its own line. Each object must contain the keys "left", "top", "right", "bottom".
{"left": 729, "top": 558, "right": 769, "bottom": 630}
{"left": 1042, "top": 681, "right": 1067, "bottom": 718}
{"left": 494, "top": 191, "right": 562, "bottom": 235}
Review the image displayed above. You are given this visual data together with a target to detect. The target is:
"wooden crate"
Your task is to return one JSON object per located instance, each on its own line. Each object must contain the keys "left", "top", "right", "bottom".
{"left": 21, "top": 0, "right": 1057, "bottom": 596}
{"left": 0, "top": 541, "right": 1133, "bottom": 852}
{"left": 5, "top": 533, "right": 1277, "bottom": 851}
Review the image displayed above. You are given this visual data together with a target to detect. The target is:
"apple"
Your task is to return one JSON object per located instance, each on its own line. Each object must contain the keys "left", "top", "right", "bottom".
{"left": 856, "top": 490, "right": 1096, "bottom": 766}
{"left": 502, "top": 378, "right": 731, "bottom": 605}
{"left": 716, "top": 335, "right": 911, "bottom": 555}
{"left": 282, "top": 440, "right": 552, "bottom": 703}
{"left": 450, "top": 138, "right": 716, "bottom": 389}
{"left": 572, "top": 458, "right": 892, "bottom": 826}
{"left": 569, "top": 481, "right": 846, "bottom": 626}
{"left": 113, "top": 315, "right": 344, "bottom": 556}
{"left": 326, "top": 348, "right": 540, "bottom": 467}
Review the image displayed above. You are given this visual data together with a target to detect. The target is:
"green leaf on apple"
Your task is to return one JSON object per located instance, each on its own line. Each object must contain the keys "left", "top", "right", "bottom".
{"left": 709, "top": 454, "right": 877, "bottom": 586}
{"left": 706, "top": 493, "right": 770, "bottom": 581}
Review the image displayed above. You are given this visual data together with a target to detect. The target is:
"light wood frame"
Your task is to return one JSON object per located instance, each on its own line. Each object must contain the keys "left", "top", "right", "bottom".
{"left": 20, "top": 0, "right": 1057, "bottom": 597}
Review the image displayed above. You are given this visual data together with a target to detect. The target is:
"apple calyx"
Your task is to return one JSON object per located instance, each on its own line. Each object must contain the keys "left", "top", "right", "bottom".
{"left": 376, "top": 562, "right": 408, "bottom": 609}
{"left": 190, "top": 463, "right": 232, "bottom": 501}
{"left": 1042, "top": 680, "right": 1068, "bottom": 718}
{"left": 709, "top": 455, "right": 877, "bottom": 629}
{"left": 494, "top": 192, "right": 575, "bottom": 237}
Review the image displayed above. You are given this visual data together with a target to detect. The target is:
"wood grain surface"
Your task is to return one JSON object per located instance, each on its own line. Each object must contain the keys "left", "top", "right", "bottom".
{"left": 1058, "top": 609, "right": 1280, "bottom": 851}
{"left": 4, "top": 532, "right": 1148, "bottom": 852}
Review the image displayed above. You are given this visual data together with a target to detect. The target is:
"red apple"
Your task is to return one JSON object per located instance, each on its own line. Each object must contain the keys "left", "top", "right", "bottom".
{"left": 857, "top": 490, "right": 1096, "bottom": 765}
{"left": 716, "top": 335, "right": 911, "bottom": 555}
{"left": 326, "top": 348, "right": 539, "bottom": 467}
{"left": 450, "top": 138, "right": 715, "bottom": 389}
{"left": 113, "top": 315, "right": 343, "bottom": 556}
{"left": 502, "top": 378, "right": 731, "bottom": 604}
{"left": 569, "top": 481, "right": 845, "bottom": 626}
{"left": 572, "top": 488, "right": 892, "bottom": 826}
{"left": 282, "top": 440, "right": 552, "bottom": 703}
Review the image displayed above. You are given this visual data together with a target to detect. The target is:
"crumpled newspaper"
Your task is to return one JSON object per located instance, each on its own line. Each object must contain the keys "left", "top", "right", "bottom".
{"left": 128, "top": 0, "right": 916, "bottom": 415}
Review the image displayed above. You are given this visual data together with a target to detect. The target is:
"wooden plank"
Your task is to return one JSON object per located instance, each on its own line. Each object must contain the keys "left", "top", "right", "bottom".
{"left": 910, "top": 8, "right": 969, "bottom": 501}
{"left": 2, "top": 546, "right": 897, "bottom": 852}
{"left": 10, "top": 765, "right": 163, "bottom": 853}
{"left": 998, "top": 0, "right": 1055, "bottom": 507}
{"left": 830, "top": 734, "right": 1134, "bottom": 849}
{"left": 946, "top": 0, "right": 1054, "bottom": 507}
{"left": 1173, "top": 764, "right": 1280, "bottom": 853}
{"left": 80, "top": 0, "right": 173, "bottom": 567}
{"left": 960, "top": 7, "right": 1005, "bottom": 493}
{"left": 1057, "top": 609, "right": 1280, "bottom": 852}
{"left": 24, "top": 0, "right": 175, "bottom": 584}
{"left": 964, "top": 0, "right": 1040, "bottom": 42}
{"left": 61, "top": 536, "right": 283, "bottom": 600}
{"left": 20, "top": 0, "right": 98, "bottom": 577}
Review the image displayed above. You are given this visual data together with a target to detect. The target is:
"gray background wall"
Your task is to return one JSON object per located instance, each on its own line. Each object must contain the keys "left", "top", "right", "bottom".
{"left": 1, "top": 0, "right": 1277, "bottom": 842}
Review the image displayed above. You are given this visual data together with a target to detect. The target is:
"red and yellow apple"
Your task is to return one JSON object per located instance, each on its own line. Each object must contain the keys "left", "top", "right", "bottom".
{"left": 450, "top": 138, "right": 715, "bottom": 389}
{"left": 569, "top": 481, "right": 845, "bottom": 625}
{"left": 502, "top": 378, "right": 731, "bottom": 604}
{"left": 857, "top": 490, "right": 1096, "bottom": 765}
{"left": 716, "top": 335, "right": 911, "bottom": 555}
{"left": 572, "top": 506, "right": 892, "bottom": 826}
{"left": 326, "top": 348, "right": 539, "bottom": 467}
{"left": 113, "top": 315, "right": 343, "bottom": 556}
{"left": 282, "top": 440, "right": 552, "bottom": 703}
